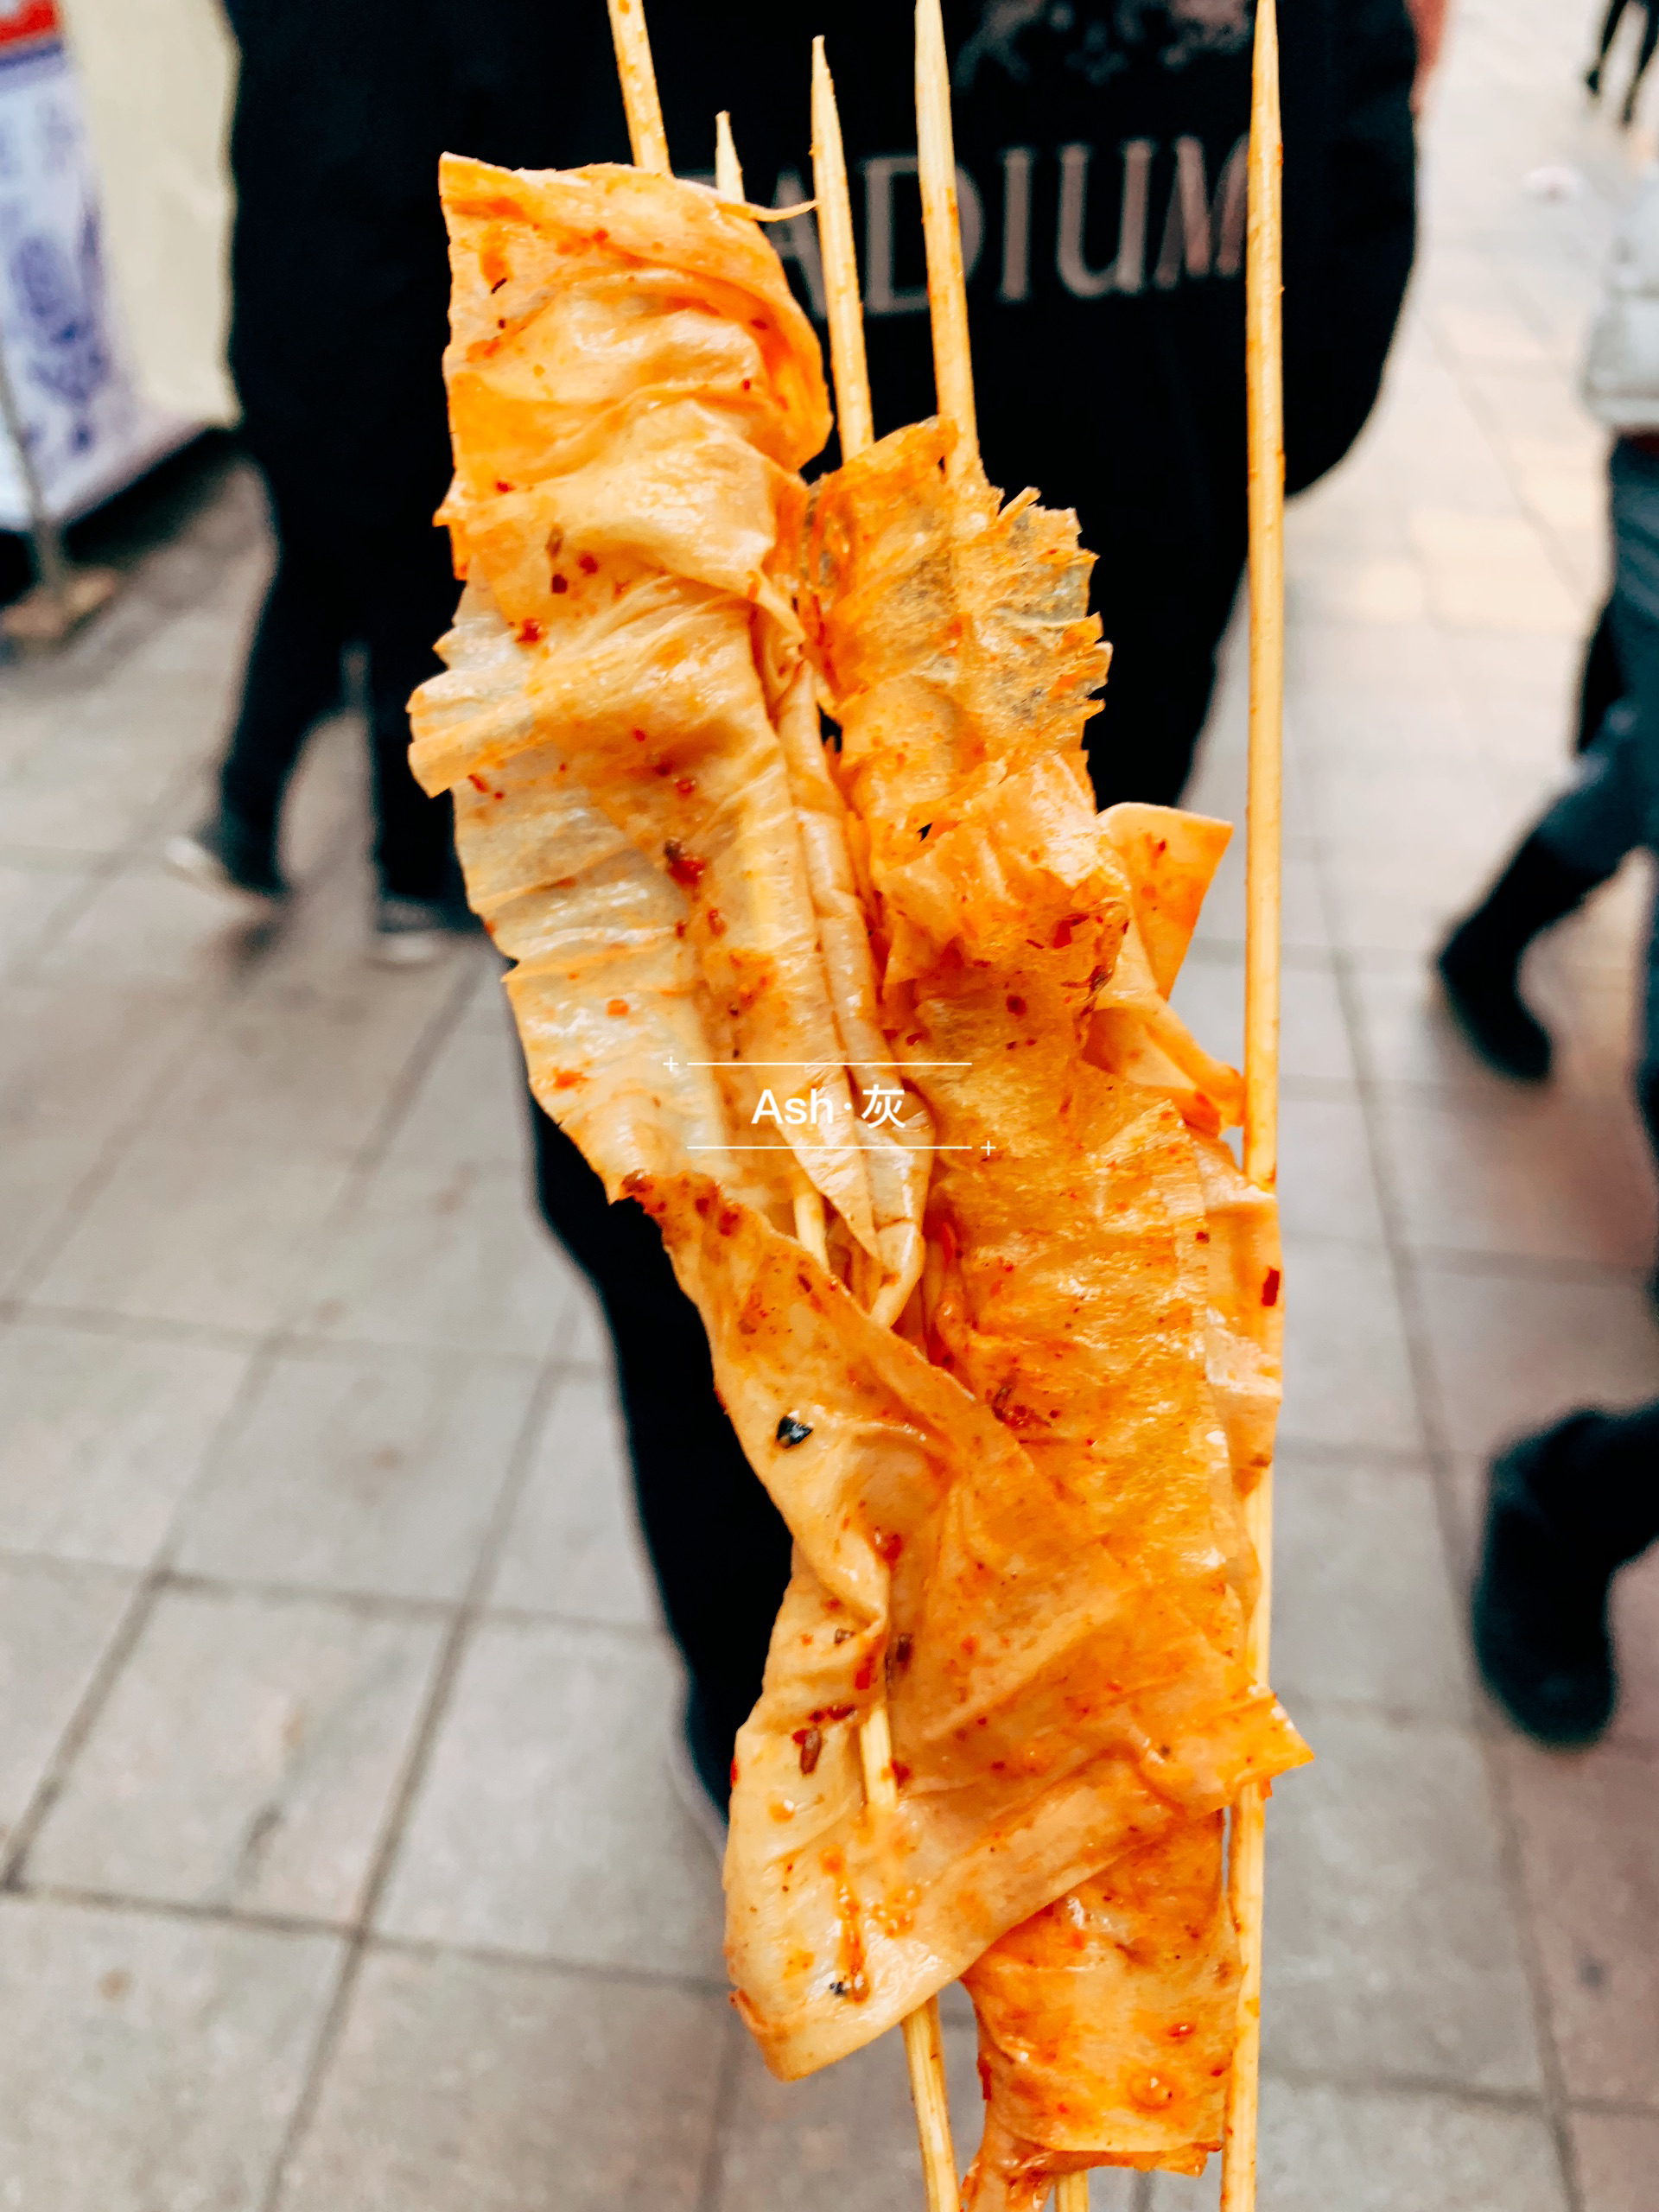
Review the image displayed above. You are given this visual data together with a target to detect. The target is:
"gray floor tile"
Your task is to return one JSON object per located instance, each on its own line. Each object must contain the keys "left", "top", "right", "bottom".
{"left": 1373, "top": 1086, "right": 1656, "bottom": 1270}
{"left": 561, "top": 1278, "right": 613, "bottom": 1367}
{"left": 0, "top": 1894, "right": 340, "bottom": 2212}
{"left": 1275, "top": 1091, "right": 1389, "bottom": 1244}
{"left": 382, "top": 988, "right": 531, "bottom": 1173}
{"left": 376, "top": 1618, "right": 723, "bottom": 1976}
{"left": 1322, "top": 851, "right": 1466, "bottom": 959}
{"left": 0, "top": 859, "right": 91, "bottom": 972}
{"left": 0, "top": 976, "right": 200, "bottom": 1146}
{"left": 488, "top": 1370, "right": 655, "bottom": 1624}
{"left": 1262, "top": 1707, "right": 1542, "bottom": 2094}
{"left": 277, "top": 1946, "right": 725, "bottom": 2212}
{"left": 299, "top": 1161, "right": 580, "bottom": 1357}
{"left": 147, "top": 974, "right": 455, "bottom": 1161}
{"left": 1306, "top": 758, "right": 1521, "bottom": 874}
{"left": 1570, "top": 2109, "right": 1659, "bottom": 2212}
{"left": 1605, "top": 1546, "right": 1659, "bottom": 1756}
{"left": 0, "top": 1558, "right": 135, "bottom": 1853}
{"left": 33, "top": 862, "right": 282, "bottom": 989}
{"left": 1346, "top": 952, "right": 1639, "bottom": 1101}
{"left": 1413, "top": 1262, "right": 1658, "bottom": 1460}
{"left": 175, "top": 1349, "right": 537, "bottom": 1602}
{"left": 1151, "top": 2077, "right": 1567, "bottom": 2212}
{"left": 0, "top": 727, "right": 195, "bottom": 855}
{"left": 1500, "top": 1739, "right": 1659, "bottom": 2108}
{"left": 29, "top": 1586, "right": 443, "bottom": 1923}
{"left": 30, "top": 1135, "right": 353, "bottom": 1334}
{"left": 713, "top": 2020, "right": 1005, "bottom": 2212}
{"left": 1271, "top": 1450, "right": 1473, "bottom": 1723}
{"left": 0, "top": 1131, "right": 107, "bottom": 1294}
{"left": 0, "top": 1320, "right": 251, "bottom": 1566}
{"left": 1279, "top": 1239, "right": 1421, "bottom": 1453}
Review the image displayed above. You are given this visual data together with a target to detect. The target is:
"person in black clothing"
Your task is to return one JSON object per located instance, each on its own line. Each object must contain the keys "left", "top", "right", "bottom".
{"left": 527, "top": 0, "right": 1419, "bottom": 1819}
{"left": 1577, "top": 597, "right": 1625, "bottom": 759}
{"left": 559, "top": 0, "right": 1417, "bottom": 810}
{"left": 1586, "top": 0, "right": 1659, "bottom": 129}
{"left": 168, "top": 0, "right": 580, "bottom": 962}
{"left": 1474, "top": 1399, "right": 1659, "bottom": 1745}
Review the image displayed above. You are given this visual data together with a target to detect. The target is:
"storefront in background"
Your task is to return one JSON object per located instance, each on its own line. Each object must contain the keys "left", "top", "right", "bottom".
{"left": 0, "top": 0, "right": 195, "bottom": 531}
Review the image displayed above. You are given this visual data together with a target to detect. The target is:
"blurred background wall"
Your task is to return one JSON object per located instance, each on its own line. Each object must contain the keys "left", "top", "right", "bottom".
{"left": 58, "top": 0, "right": 237, "bottom": 425}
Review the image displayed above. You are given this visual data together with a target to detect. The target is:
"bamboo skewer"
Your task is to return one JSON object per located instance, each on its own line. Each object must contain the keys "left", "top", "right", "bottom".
{"left": 715, "top": 111, "right": 745, "bottom": 202}
{"left": 606, "top": 0, "right": 671, "bottom": 173}
{"left": 1222, "top": 3, "right": 1285, "bottom": 2209}
{"left": 914, "top": 0, "right": 978, "bottom": 476}
{"left": 809, "top": 41, "right": 962, "bottom": 2212}
{"left": 811, "top": 40, "right": 874, "bottom": 461}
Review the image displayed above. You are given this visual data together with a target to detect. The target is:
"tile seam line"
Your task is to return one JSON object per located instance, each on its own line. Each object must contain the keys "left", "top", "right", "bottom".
{"left": 0, "top": 934, "right": 483, "bottom": 1899}
{"left": 0, "top": 1883, "right": 731, "bottom": 1995}
{"left": 0, "top": 871, "right": 286, "bottom": 1306}
{"left": 1317, "top": 853, "right": 1587, "bottom": 2212}
{"left": 0, "top": 1541, "right": 674, "bottom": 1643}
{"left": 0, "top": 1299, "right": 560, "bottom": 1366}
{"left": 0, "top": 544, "right": 341, "bottom": 1879}
{"left": 251, "top": 945, "right": 493, "bottom": 1349}
{"left": 0, "top": 1326, "right": 286, "bottom": 1891}
{"left": 694, "top": 2003, "right": 748, "bottom": 2212}
{"left": 251, "top": 1344, "right": 568, "bottom": 2212}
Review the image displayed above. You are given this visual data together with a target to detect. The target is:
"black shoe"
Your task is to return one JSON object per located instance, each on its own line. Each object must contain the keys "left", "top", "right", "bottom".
{"left": 1586, "top": 63, "right": 1602, "bottom": 96}
{"left": 1436, "top": 833, "right": 1608, "bottom": 1082}
{"left": 165, "top": 809, "right": 287, "bottom": 904}
{"left": 1472, "top": 1419, "right": 1618, "bottom": 1747}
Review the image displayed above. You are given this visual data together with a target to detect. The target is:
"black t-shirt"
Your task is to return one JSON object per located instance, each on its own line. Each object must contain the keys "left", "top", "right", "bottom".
{"left": 224, "top": 0, "right": 1414, "bottom": 776}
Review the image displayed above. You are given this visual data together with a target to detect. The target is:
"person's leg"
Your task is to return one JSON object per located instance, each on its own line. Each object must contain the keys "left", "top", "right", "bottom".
{"left": 1084, "top": 620, "right": 1225, "bottom": 808}
{"left": 1626, "top": 2, "right": 1659, "bottom": 120}
{"left": 1083, "top": 549, "right": 1243, "bottom": 809}
{"left": 1438, "top": 458, "right": 1658, "bottom": 1077}
{"left": 1435, "top": 823, "right": 1616, "bottom": 1079}
{"left": 1473, "top": 1397, "right": 1659, "bottom": 1744}
{"left": 1576, "top": 597, "right": 1624, "bottom": 755}
{"left": 207, "top": 523, "right": 345, "bottom": 887}
{"left": 1638, "top": 868, "right": 1659, "bottom": 1160}
{"left": 359, "top": 524, "right": 463, "bottom": 906}
{"left": 530, "top": 1103, "right": 793, "bottom": 1806}
{"left": 1589, "top": 0, "right": 1627, "bottom": 91}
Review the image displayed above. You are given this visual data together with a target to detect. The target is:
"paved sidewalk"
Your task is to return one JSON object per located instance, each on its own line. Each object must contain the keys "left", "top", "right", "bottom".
{"left": 3, "top": 0, "right": 1659, "bottom": 2204}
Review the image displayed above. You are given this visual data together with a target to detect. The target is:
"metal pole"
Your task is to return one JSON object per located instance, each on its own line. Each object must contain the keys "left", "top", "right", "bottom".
{"left": 0, "top": 317, "right": 71, "bottom": 609}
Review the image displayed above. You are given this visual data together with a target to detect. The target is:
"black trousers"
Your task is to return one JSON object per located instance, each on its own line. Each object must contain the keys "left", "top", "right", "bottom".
{"left": 1084, "top": 561, "right": 1245, "bottom": 808}
{"left": 1534, "top": 1400, "right": 1659, "bottom": 1567}
{"left": 1578, "top": 597, "right": 1624, "bottom": 758}
{"left": 531, "top": 1107, "right": 793, "bottom": 1791}
{"left": 219, "top": 476, "right": 459, "bottom": 901}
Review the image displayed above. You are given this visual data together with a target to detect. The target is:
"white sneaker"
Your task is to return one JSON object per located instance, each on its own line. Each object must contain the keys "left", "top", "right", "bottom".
{"left": 371, "top": 896, "right": 450, "bottom": 967}
{"left": 164, "top": 817, "right": 286, "bottom": 909}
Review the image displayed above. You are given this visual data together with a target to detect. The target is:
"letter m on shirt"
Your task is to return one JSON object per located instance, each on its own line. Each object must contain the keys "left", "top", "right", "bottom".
{"left": 1154, "top": 133, "right": 1248, "bottom": 290}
